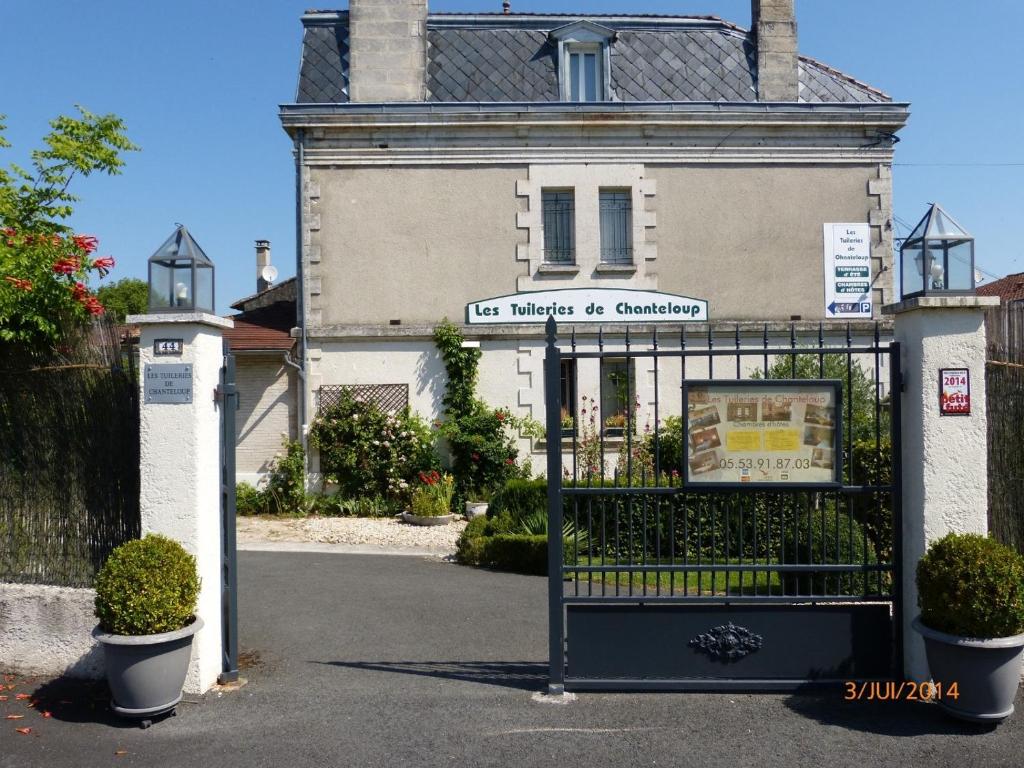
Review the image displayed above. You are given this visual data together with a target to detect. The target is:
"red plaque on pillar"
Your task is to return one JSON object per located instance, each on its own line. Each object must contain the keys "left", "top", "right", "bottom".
{"left": 939, "top": 368, "right": 970, "bottom": 416}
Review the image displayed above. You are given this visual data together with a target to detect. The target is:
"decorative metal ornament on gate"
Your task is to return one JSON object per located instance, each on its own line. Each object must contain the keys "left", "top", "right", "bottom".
{"left": 689, "top": 623, "right": 764, "bottom": 661}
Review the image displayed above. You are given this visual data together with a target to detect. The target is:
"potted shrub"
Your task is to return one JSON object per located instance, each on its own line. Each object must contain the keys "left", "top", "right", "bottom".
{"left": 92, "top": 534, "right": 202, "bottom": 723}
{"left": 402, "top": 471, "right": 458, "bottom": 526}
{"left": 913, "top": 532, "right": 1024, "bottom": 722}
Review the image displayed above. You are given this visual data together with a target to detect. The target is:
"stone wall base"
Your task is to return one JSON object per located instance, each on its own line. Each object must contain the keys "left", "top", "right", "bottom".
{"left": 0, "top": 583, "right": 103, "bottom": 679}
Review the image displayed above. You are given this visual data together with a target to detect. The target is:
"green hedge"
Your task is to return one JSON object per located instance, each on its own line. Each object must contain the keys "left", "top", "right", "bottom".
{"left": 480, "top": 534, "right": 548, "bottom": 576}
{"left": 488, "top": 478, "right": 547, "bottom": 521}
{"left": 456, "top": 514, "right": 552, "bottom": 576}
{"left": 780, "top": 510, "right": 875, "bottom": 596}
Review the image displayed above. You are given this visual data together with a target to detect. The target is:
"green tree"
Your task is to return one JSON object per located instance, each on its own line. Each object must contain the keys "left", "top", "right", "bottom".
{"left": 0, "top": 107, "right": 137, "bottom": 357}
{"left": 97, "top": 277, "right": 148, "bottom": 323}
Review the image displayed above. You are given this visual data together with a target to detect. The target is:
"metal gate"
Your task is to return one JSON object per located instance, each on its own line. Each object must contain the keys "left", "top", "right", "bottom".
{"left": 217, "top": 342, "right": 240, "bottom": 684}
{"left": 543, "top": 318, "right": 902, "bottom": 692}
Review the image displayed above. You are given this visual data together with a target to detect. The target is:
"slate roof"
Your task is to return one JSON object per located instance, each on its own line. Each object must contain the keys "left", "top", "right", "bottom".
{"left": 978, "top": 272, "right": 1024, "bottom": 304}
{"left": 295, "top": 12, "right": 889, "bottom": 105}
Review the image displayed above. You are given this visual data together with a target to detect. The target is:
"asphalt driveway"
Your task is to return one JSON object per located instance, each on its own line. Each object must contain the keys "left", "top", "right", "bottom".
{"left": 3, "top": 552, "right": 1022, "bottom": 767}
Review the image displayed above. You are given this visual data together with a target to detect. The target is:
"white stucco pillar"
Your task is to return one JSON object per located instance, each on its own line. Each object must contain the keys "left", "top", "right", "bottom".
{"left": 882, "top": 295, "right": 999, "bottom": 681}
{"left": 128, "top": 312, "right": 234, "bottom": 694}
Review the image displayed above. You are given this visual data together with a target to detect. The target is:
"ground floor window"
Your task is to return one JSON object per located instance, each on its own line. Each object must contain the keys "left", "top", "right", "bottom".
{"left": 600, "top": 358, "right": 634, "bottom": 436}
{"left": 560, "top": 359, "right": 577, "bottom": 435}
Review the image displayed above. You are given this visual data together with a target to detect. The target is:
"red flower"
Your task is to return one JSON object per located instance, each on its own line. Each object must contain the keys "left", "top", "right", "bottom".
{"left": 2, "top": 227, "right": 14, "bottom": 237}
{"left": 72, "top": 234, "right": 99, "bottom": 253}
{"left": 495, "top": 411, "right": 505, "bottom": 422}
{"left": 471, "top": 452, "right": 480, "bottom": 462}
{"left": 71, "top": 281, "right": 87, "bottom": 300}
{"left": 505, "top": 458, "right": 515, "bottom": 466}
{"left": 91, "top": 255, "right": 114, "bottom": 277}
{"left": 83, "top": 296, "right": 105, "bottom": 316}
{"left": 52, "top": 257, "right": 79, "bottom": 275}
{"left": 4, "top": 276, "right": 32, "bottom": 291}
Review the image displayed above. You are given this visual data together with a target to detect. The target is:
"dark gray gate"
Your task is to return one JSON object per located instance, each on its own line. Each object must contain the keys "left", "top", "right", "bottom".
{"left": 217, "top": 342, "right": 240, "bottom": 684}
{"left": 543, "top": 318, "right": 902, "bottom": 692}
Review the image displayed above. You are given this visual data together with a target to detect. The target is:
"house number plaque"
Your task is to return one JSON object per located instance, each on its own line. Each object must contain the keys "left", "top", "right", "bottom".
{"left": 154, "top": 338, "right": 184, "bottom": 356}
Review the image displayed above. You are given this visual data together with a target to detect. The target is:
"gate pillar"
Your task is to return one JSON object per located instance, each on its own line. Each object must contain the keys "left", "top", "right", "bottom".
{"left": 129, "top": 312, "right": 234, "bottom": 694}
{"left": 883, "top": 295, "right": 999, "bottom": 680}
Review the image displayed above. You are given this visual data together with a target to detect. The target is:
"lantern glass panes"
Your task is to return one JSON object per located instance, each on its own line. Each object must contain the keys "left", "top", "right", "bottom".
{"left": 899, "top": 203, "right": 975, "bottom": 299}
{"left": 147, "top": 225, "right": 215, "bottom": 313}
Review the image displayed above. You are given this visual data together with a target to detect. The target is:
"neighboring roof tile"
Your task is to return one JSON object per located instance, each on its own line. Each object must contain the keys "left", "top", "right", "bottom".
{"left": 978, "top": 273, "right": 1024, "bottom": 304}
{"left": 225, "top": 303, "right": 296, "bottom": 351}
{"left": 295, "top": 13, "right": 891, "bottom": 105}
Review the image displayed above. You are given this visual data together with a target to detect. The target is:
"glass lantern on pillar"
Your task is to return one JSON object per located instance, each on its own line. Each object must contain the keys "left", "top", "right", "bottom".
{"left": 147, "top": 225, "right": 215, "bottom": 313}
{"left": 900, "top": 204, "right": 975, "bottom": 299}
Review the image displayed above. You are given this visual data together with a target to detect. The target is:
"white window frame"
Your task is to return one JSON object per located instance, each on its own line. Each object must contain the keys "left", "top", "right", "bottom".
{"left": 550, "top": 21, "right": 615, "bottom": 103}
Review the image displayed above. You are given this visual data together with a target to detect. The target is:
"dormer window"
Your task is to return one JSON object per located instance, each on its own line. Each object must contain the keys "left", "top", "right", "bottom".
{"left": 550, "top": 21, "right": 616, "bottom": 103}
{"left": 566, "top": 45, "right": 602, "bottom": 102}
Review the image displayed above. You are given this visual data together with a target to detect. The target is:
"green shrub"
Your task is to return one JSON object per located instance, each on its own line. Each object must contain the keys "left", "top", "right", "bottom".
{"left": 489, "top": 478, "right": 547, "bottom": 521}
{"left": 264, "top": 439, "right": 308, "bottom": 516}
{"left": 917, "top": 533, "right": 1024, "bottom": 638}
{"left": 433, "top": 321, "right": 533, "bottom": 501}
{"left": 235, "top": 482, "right": 265, "bottom": 516}
{"left": 309, "top": 391, "right": 437, "bottom": 506}
{"left": 780, "top": 510, "right": 875, "bottom": 596}
{"left": 481, "top": 534, "right": 548, "bottom": 576}
{"left": 94, "top": 534, "right": 200, "bottom": 636}
{"left": 308, "top": 493, "right": 396, "bottom": 518}
{"left": 455, "top": 515, "right": 490, "bottom": 565}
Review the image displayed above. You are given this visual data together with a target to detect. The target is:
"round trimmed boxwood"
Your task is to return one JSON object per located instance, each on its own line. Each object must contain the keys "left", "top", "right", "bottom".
{"left": 917, "top": 533, "right": 1024, "bottom": 639}
{"left": 94, "top": 534, "right": 200, "bottom": 636}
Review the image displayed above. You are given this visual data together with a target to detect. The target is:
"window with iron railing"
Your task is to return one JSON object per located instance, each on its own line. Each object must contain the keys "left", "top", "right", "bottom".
{"left": 599, "top": 189, "right": 633, "bottom": 265}
{"left": 542, "top": 189, "right": 576, "bottom": 264}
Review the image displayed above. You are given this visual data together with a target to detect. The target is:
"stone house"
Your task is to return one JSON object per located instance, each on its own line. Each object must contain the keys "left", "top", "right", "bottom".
{"left": 269, "top": 0, "right": 908, "bottom": 481}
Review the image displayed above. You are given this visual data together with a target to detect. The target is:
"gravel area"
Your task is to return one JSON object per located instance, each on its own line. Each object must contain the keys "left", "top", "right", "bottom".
{"left": 236, "top": 515, "right": 468, "bottom": 553}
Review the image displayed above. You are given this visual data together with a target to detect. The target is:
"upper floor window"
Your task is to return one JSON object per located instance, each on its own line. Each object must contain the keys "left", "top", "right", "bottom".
{"left": 599, "top": 189, "right": 633, "bottom": 264}
{"left": 566, "top": 45, "right": 603, "bottom": 102}
{"left": 542, "top": 189, "right": 575, "bottom": 264}
{"left": 550, "top": 20, "right": 615, "bottom": 103}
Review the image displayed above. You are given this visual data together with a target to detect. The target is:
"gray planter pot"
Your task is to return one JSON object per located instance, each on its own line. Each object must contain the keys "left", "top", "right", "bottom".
{"left": 401, "top": 511, "right": 457, "bottom": 526}
{"left": 913, "top": 616, "right": 1024, "bottom": 723}
{"left": 464, "top": 502, "right": 489, "bottom": 520}
{"left": 93, "top": 617, "right": 203, "bottom": 720}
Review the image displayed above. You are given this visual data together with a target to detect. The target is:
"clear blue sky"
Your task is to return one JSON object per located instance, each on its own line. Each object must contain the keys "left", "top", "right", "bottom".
{"left": 2, "top": 0, "right": 1021, "bottom": 312}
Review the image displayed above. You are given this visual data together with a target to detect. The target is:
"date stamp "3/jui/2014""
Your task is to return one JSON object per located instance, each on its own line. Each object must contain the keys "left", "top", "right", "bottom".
{"left": 844, "top": 681, "right": 960, "bottom": 702}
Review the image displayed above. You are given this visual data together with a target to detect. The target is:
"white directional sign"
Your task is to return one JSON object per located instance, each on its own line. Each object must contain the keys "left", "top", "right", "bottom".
{"left": 823, "top": 223, "right": 872, "bottom": 319}
{"left": 466, "top": 288, "right": 708, "bottom": 325}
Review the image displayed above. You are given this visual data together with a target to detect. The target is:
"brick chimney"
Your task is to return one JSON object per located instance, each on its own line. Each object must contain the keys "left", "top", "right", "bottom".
{"left": 256, "top": 240, "right": 272, "bottom": 293}
{"left": 751, "top": 0, "right": 799, "bottom": 101}
{"left": 348, "top": 0, "right": 427, "bottom": 102}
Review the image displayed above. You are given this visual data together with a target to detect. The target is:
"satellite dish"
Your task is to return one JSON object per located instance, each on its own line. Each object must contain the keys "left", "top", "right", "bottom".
{"left": 261, "top": 264, "right": 278, "bottom": 284}
{"left": 975, "top": 270, "right": 984, "bottom": 285}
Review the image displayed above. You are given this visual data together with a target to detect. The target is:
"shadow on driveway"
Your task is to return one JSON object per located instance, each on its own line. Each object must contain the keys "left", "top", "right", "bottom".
{"left": 783, "top": 692, "right": 1004, "bottom": 737}
{"left": 313, "top": 660, "right": 546, "bottom": 691}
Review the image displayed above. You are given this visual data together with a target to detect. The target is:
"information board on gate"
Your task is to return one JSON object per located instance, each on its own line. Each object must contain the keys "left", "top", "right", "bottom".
{"left": 682, "top": 380, "right": 843, "bottom": 488}
{"left": 823, "top": 223, "right": 872, "bottom": 319}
